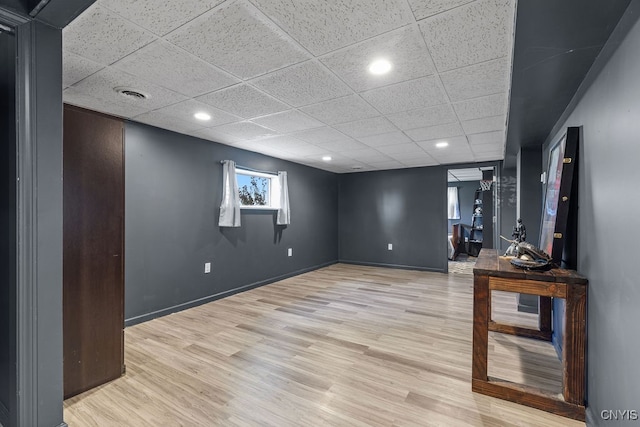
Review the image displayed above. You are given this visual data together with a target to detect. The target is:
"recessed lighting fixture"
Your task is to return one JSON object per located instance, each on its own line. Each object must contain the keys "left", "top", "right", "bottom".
{"left": 368, "top": 59, "right": 392, "bottom": 75}
{"left": 194, "top": 112, "right": 211, "bottom": 121}
{"left": 435, "top": 141, "right": 449, "bottom": 148}
{"left": 322, "top": 156, "right": 332, "bottom": 162}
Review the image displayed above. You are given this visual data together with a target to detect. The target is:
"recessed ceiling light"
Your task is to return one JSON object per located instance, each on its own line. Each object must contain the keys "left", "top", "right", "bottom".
{"left": 322, "top": 156, "right": 332, "bottom": 161}
{"left": 194, "top": 112, "right": 211, "bottom": 121}
{"left": 368, "top": 59, "right": 392, "bottom": 75}
{"left": 436, "top": 141, "right": 449, "bottom": 148}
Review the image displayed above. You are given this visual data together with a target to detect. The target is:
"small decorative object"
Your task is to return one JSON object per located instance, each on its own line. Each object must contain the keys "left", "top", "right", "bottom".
{"left": 501, "top": 235, "right": 554, "bottom": 270}
{"left": 512, "top": 218, "right": 526, "bottom": 242}
{"left": 503, "top": 218, "right": 525, "bottom": 256}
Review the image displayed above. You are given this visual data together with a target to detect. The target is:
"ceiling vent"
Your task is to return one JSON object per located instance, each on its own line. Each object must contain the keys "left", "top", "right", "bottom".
{"left": 114, "top": 87, "right": 149, "bottom": 100}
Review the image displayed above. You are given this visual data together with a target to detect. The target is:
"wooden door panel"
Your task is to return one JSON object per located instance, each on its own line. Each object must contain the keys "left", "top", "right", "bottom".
{"left": 63, "top": 105, "right": 124, "bottom": 399}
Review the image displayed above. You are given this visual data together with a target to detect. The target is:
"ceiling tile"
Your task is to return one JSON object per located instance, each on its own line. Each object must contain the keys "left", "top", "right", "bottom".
{"left": 388, "top": 150, "right": 433, "bottom": 161}
{"left": 251, "top": 135, "right": 306, "bottom": 152}
{"left": 365, "top": 159, "right": 405, "bottom": 169}
{"left": 63, "top": 51, "right": 104, "bottom": 88}
{"left": 299, "top": 95, "right": 378, "bottom": 125}
{"left": 70, "top": 67, "right": 188, "bottom": 112}
{"left": 440, "top": 57, "right": 510, "bottom": 102}
{"left": 334, "top": 116, "right": 398, "bottom": 138}
{"left": 166, "top": 1, "right": 308, "bottom": 79}
{"left": 407, "top": 0, "right": 475, "bottom": 20}
{"left": 196, "top": 84, "right": 289, "bottom": 119}
{"left": 320, "top": 26, "right": 435, "bottom": 92}
{"left": 317, "top": 139, "right": 368, "bottom": 152}
{"left": 386, "top": 104, "right": 457, "bottom": 130}
{"left": 453, "top": 92, "right": 508, "bottom": 121}
{"left": 250, "top": 60, "right": 352, "bottom": 107}
{"left": 376, "top": 143, "right": 425, "bottom": 155}
{"left": 468, "top": 130, "right": 504, "bottom": 146}
{"left": 63, "top": 4, "right": 156, "bottom": 65}
{"left": 211, "top": 121, "right": 278, "bottom": 140}
{"left": 288, "top": 127, "right": 351, "bottom": 144}
{"left": 401, "top": 157, "right": 439, "bottom": 167}
{"left": 360, "top": 76, "right": 448, "bottom": 114}
{"left": 405, "top": 122, "right": 464, "bottom": 142}
{"left": 190, "top": 127, "right": 243, "bottom": 144}
{"left": 63, "top": 87, "right": 149, "bottom": 118}
{"left": 100, "top": 0, "right": 226, "bottom": 36}
{"left": 461, "top": 115, "right": 505, "bottom": 134}
{"left": 145, "top": 99, "right": 240, "bottom": 127}
{"left": 417, "top": 135, "right": 469, "bottom": 152}
{"left": 249, "top": 0, "right": 414, "bottom": 55}
{"left": 433, "top": 152, "right": 476, "bottom": 164}
{"left": 133, "top": 111, "right": 205, "bottom": 133}
{"left": 357, "top": 131, "right": 412, "bottom": 147}
{"left": 340, "top": 147, "right": 387, "bottom": 161}
{"left": 251, "top": 110, "right": 324, "bottom": 134}
{"left": 111, "top": 40, "right": 239, "bottom": 97}
{"left": 419, "top": 0, "right": 515, "bottom": 72}
{"left": 474, "top": 152, "right": 503, "bottom": 162}
{"left": 470, "top": 143, "right": 503, "bottom": 154}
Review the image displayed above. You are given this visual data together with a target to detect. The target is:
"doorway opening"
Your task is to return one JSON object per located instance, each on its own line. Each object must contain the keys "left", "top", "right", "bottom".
{"left": 447, "top": 166, "right": 498, "bottom": 275}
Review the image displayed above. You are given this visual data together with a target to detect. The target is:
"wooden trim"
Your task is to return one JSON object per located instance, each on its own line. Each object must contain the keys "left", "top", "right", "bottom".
{"left": 489, "top": 276, "right": 567, "bottom": 298}
{"left": 472, "top": 378, "right": 585, "bottom": 421}
{"left": 489, "top": 321, "right": 552, "bottom": 341}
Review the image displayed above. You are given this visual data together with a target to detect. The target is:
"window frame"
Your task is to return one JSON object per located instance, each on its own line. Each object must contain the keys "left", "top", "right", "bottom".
{"left": 235, "top": 168, "right": 281, "bottom": 210}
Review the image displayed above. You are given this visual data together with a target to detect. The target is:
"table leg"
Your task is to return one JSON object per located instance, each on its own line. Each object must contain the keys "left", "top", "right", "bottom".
{"left": 472, "top": 273, "right": 490, "bottom": 382}
{"left": 563, "top": 284, "right": 587, "bottom": 405}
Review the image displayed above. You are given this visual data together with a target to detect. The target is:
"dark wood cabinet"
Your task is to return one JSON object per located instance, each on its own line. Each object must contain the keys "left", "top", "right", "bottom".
{"left": 63, "top": 105, "right": 124, "bottom": 399}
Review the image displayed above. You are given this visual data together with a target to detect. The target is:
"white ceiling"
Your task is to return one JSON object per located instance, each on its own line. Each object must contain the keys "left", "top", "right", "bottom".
{"left": 447, "top": 166, "right": 494, "bottom": 182}
{"left": 62, "top": 0, "right": 515, "bottom": 173}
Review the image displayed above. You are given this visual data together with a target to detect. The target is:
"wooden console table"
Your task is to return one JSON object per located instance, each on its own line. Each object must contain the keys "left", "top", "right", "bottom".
{"left": 472, "top": 249, "right": 587, "bottom": 421}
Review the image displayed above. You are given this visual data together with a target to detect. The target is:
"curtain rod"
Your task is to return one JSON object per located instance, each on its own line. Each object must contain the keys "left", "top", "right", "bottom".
{"left": 220, "top": 160, "right": 277, "bottom": 176}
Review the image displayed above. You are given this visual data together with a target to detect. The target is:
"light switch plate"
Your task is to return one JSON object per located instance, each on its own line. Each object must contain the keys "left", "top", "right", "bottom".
{"left": 288, "top": 248, "right": 293, "bottom": 257}
{"left": 204, "top": 262, "right": 211, "bottom": 273}
{"left": 388, "top": 243, "right": 393, "bottom": 250}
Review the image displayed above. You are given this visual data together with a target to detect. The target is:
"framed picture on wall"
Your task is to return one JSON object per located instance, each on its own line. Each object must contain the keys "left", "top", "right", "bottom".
{"left": 539, "top": 127, "right": 579, "bottom": 265}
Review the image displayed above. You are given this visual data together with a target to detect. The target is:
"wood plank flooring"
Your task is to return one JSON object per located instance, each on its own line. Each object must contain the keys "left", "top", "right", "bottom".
{"left": 64, "top": 264, "right": 583, "bottom": 426}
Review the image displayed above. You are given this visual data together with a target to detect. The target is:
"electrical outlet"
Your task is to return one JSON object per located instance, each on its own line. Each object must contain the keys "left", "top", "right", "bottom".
{"left": 388, "top": 243, "right": 393, "bottom": 250}
{"left": 204, "top": 262, "right": 211, "bottom": 274}
{"left": 288, "top": 248, "right": 293, "bottom": 257}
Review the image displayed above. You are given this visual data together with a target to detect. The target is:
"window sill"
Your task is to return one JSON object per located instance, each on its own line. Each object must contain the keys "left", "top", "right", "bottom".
{"left": 240, "top": 205, "right": 278, "bottom": 211}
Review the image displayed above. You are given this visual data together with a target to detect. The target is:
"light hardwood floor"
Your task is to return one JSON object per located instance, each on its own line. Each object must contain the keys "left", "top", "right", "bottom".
{"left": 64, "top": 264, "right": 583, "bottom": 426}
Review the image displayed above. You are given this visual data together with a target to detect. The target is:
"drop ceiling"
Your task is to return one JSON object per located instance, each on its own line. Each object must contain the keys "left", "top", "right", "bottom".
{"left": 62, "top": 0, "right": 515, "bottom": 173}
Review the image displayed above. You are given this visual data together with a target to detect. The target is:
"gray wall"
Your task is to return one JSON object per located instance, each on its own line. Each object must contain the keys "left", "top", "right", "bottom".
{"left": 448, "top": 180, "right": 478, "bottom": 230}
{"left": 124, "top": 122, "right": 338, "bottom": 324}
{"left": 0, "top": 30, "right": 15, "bottom": 426}
{"left": 499, "top": 166, "right": 518, "bottom": 252}
{"left": 338, "top": 166, "right": 448, "bottom": 272}
{"left": 542, "top": 2, "right": 640, "bottom": 424}
{"left": 517, "top": 146, "right": 542, "bottom": 245}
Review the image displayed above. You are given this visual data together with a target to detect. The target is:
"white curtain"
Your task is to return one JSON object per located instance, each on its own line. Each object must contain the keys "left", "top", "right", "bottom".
{"left": 448, "top": 187, "right": 460, "bottom": 220}
{"left": 276, "top": 171, "right": 290, "bottom": 225}
{"left": 218, "top": 160, "right": 241, "bottom": 227}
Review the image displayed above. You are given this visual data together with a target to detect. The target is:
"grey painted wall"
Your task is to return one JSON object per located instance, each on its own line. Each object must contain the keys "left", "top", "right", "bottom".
{"left": 0, "top": 30, "right": 15, "bottom": 425}
{"left": 517, "top": 146, "right": 542, "bottom": 246}
{"left": 448, "top": 180, "right": 478, "bottom": 230}
{"left": 124, "top": 122, "right": 338, "bottom": 324}
{"left": 338, "top": 166, "right": 448, "bottom": 272}
{"left": 542, "top": 2, "right": 640, "bottom": 424}
{"left": 29, "top": 21, "right": 65, "bottom": 427}
{"left": 499, "top": 167, "right": 518, "bottom": 252}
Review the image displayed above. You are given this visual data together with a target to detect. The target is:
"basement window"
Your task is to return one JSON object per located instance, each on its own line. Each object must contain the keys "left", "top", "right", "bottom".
{"left": 236, "top": 168, "right": 280, "bottom": 210}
